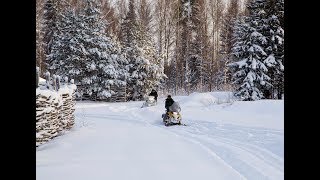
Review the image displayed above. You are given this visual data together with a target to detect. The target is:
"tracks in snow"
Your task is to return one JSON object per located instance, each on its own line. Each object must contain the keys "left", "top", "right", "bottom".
{"left": 74, "top": 102, "right": 283, "bottom": 180}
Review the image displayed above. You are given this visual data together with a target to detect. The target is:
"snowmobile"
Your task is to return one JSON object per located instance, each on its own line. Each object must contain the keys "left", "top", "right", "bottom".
{"left": 141, "top": 96, "right": 157, "bottom": 108}
{"left": 162, "top": 102, "right": 183, "bottom": 126}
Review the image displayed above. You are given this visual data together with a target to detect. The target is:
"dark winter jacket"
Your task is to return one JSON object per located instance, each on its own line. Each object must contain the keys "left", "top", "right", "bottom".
{"left": 165, "top": 97, "right": 174, "bottom": 111}
{"left": 149, "top": 90, "right": 158, "bottom": 100}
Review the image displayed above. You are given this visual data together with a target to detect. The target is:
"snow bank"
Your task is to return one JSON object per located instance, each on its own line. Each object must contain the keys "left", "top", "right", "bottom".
{"left": 214, "top": 99, "right": 284, "bottom": 129}
{"left": 175, "top": 92, "right": 283, "bottom": 130}
{"left": 177, "top": 92, "right": 235, "bottom": 108}
{"left": 164, "top": 91, "right": 283, "bottom": 130}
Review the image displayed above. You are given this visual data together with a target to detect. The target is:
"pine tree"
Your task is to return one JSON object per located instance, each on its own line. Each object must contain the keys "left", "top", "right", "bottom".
{"left": 47, "top": 7, "right": 78, "bottom": 77}
{"left": 47, "top": 0, "right": 127, "bottom": 100}
{"left": 230, "top": 14, "right": 271, "bottom": 101}
{"left": 36, "top": 0, "right": 45, "bottom": 76}
{"left": 43, "top": 0, "right": 59, "bottom": 71}
{"left": 230, "top": 0, "right": 284, "bottom": 100}
{"left": 96, "top": 36, "right": 128, "bottom": 100}
{"left": 119, "top": 0, "right": 142, "bottom": 100}
{"left": 187, "top": 0, "right": 204, "bottom": 92}
{"left": 263, "top": 0, "right": 284, "bottom": 99}
{"left": 75, "top": 0, "right": 128, "bottom": 99}
{"left": 46, "top": 1, "right": 92, "bottom": 95}
{"left": 43, "top": 0, "right": 68, "bottom": 70}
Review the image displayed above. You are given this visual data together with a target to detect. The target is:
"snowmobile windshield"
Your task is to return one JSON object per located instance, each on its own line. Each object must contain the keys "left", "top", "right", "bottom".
{"left": 169, "top": 102, "right": 181, "bottom": 112}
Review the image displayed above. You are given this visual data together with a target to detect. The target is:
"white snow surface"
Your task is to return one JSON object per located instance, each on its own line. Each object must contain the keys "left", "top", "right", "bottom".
{"left": 37, "top": 92, "right": 283, "bottom": 180}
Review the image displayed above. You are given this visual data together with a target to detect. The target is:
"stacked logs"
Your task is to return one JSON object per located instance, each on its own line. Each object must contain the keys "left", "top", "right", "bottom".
{"left": 36, "top": 94, "right": 53, "bottom": 146}
{"left": 61, "top": 90, "right": 75, "bottom": 130}
{"left": 36, "top": 82, "right": 77, "bottom": 147}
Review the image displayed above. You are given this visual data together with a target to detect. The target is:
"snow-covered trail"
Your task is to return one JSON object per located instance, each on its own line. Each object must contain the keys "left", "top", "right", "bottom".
{"left": 36, "top": 92, "right": 283, "bottom": 180}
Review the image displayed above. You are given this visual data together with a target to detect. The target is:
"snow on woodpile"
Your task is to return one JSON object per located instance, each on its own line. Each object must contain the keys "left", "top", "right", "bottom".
{"left": 36, "top": 79, "right": 77, "bottom": 147}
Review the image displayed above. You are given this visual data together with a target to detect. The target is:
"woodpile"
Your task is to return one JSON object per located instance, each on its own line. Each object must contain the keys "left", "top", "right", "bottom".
{"left": 36, "top": 82, "right": 77, "bottom": 147}
{"left": 36, "top": 94, "right": 53, "bottom": 146}
{"left": 61, "top": 91, "right": 76, "bottom": 130}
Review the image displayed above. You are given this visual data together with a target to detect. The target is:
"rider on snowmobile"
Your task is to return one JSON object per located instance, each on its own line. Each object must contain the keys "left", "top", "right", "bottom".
{"left": 149, "top": 89, "right": 158, "bottom": 102}
{"left": 163, "top": 95, "right": 182, "bottom": 126}
{"left": 165, "top": 95, "right": 174, "bottom": 112}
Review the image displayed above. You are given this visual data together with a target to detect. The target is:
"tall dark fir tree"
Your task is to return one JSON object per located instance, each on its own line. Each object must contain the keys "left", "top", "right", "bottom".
{"left": 230, "top": 0, "right": 272, "bottom": 101}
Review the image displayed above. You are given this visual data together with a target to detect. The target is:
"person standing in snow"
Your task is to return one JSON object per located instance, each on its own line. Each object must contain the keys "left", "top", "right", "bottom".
{"left": 165, "top": 95, "right": 174, "bottom": 112}
{"left": 149, "top": 89, "right": 158, "bottom": 102}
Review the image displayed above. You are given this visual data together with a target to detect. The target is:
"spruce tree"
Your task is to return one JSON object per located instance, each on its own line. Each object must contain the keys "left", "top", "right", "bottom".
{"left": 263, "top": 0, "right": 284, "bottom": 99}
{"left": 47, "top": 0, "right": 128, "bottom": 100}
{"left": 230, "top": 15, "right": 270, "bottom": 101}
{"left": 119, "top": 0, "right": 141, "bottom": 100}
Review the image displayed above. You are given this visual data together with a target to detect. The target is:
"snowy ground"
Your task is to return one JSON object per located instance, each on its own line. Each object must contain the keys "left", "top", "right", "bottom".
{"left": 36, "top": 92, "right": 284, "bottom": 180}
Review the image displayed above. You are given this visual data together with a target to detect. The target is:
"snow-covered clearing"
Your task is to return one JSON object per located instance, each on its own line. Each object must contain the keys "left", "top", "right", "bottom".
{"left": 37, "top": 92, "right": 283, "bottom": 180}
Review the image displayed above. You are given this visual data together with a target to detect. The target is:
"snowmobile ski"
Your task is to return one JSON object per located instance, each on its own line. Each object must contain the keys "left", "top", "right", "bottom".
{"left": 164, "top": 122, "right": 187, "bottom": 126}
